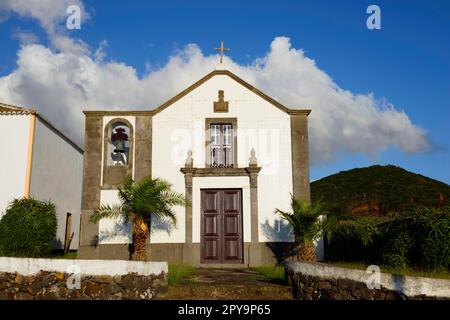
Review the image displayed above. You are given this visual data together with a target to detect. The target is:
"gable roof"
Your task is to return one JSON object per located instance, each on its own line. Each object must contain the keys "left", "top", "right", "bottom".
{"left": 84, "top": 69, "right": 311, "bottom": 116}
{"left": 152, "top": 69, "right": 310, "bottom": 115}
{"left": 0, "top": 102, "right": 83, "bottom": 153}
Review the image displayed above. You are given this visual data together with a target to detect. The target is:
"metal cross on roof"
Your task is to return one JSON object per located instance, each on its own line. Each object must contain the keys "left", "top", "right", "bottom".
{"left": 214, "top": 41, "right": 230, "bottom": 63}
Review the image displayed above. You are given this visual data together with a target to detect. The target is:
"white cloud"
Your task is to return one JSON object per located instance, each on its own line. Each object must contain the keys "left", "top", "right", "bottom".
{"left": 0, "top": 2, "right": 430, "bottom": 165}
{"left": 0, "top": 0, "right": 87, "bottom": 34}
{"left": 12, "top": 28, "right": 39, "bottom": 45}
{"left": 0, "top": 0, "right": 89, "bottom": 53}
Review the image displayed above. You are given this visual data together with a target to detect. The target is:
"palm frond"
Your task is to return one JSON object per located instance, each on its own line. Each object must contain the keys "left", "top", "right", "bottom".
{"left": 162, "top": 190, "right": 189, "bottom": 207}
{"left": 90, "top": 204, "right": 123, "bottom": 223}
{"left": 275, "top": 195, "right": 325, "bottom": 245}
{"left": 90, "top": 175, "right": 187, "bottom": 234}
{"left": 155, "top": 206, "right": 177, "bottom": 226}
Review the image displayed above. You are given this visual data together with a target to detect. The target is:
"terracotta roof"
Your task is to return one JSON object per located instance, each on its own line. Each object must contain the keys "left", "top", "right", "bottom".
{"left": 84, "top": 69, "right": 311, "bottom": 116}
{"left": 0, "top": 102, "right": 36, "bottom": 115}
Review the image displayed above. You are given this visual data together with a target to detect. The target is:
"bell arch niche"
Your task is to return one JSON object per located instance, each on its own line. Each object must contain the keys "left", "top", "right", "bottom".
{"left": 102, "top": 118, "right": 134, "bottom": 188}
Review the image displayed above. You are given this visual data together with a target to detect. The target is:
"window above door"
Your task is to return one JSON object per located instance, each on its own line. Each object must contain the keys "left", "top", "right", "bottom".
{"left": 205, "top": 118, "right": 237, "bottom": 168}
{"left": 210, "top": 123, "right": 233, "bottom": 167}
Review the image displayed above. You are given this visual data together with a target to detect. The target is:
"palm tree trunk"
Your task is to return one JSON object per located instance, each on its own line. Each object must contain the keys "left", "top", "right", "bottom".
{"left": 297, "top": 243, "right": 317, "bottom": 262}
{"left": 132, "top": 216, "right": 148, "bottom": 261}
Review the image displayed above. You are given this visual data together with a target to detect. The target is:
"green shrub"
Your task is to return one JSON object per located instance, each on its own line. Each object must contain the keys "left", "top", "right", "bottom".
{"left": 382, "top": 207, "right": 450, "bottom": 270}
{"left": 380, "top": 230, "right": 413, "bottom": 268}
{"left": 0, "top": 198, "right": 57, "bottom": 257}
{"left": 324, "top": 213, "right": 382, "bottom": 263}
{"left": 326, "top": 207, "right": 450, "bottom": 270}
{"left": 325, "top": 234, "right": 371, "bottom": 262}
{"left": 413, "top": 208, "right": 450, "bottom": 269}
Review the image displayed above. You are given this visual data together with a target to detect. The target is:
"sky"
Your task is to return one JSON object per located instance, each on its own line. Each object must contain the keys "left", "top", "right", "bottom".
{"left": 0, "top": 0, "right": 449, "bottom": 183}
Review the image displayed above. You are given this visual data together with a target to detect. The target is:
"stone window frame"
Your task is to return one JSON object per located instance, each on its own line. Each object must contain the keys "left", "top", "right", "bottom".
{"left": 102, "top": 118, "right": 134, "bottom": 187}
{"left": 205, "top": 117, "right": 238, "bottom": 168}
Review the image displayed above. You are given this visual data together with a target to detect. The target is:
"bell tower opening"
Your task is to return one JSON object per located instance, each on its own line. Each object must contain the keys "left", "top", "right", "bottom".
{"left": 107, "top": 122, "right": 131, "bottom": 166}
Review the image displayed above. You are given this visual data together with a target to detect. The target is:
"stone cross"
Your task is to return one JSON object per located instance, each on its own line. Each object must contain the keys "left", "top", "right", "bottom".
{"left": 214, "top": 41, "right": 230, "bottom": 63}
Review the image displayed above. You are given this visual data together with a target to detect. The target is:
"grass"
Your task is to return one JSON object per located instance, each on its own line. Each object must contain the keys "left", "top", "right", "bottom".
{"left": 168, "top": 263, "right": 197, "bottom": 285}
{"left": 250, "top": 266, "right": 286, "bottom": 284}
{"left": 51, "top": 251, "right": 77, "bottom": 259}
{"left": 328, "top": 261, "right": 450, "bottom": 280}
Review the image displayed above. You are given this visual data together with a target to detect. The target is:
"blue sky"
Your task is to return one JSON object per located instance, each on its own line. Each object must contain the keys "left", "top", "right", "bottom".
{"left": 0, "top": 0, "right": 449, "bottom": 183}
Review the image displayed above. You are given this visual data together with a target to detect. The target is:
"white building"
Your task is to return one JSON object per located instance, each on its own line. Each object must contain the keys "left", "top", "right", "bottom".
{"left": 78, "top": 66, "right": 319, "bottom": 266}
{"left": 0, "top": 103, "right": 83, "bottom": 251}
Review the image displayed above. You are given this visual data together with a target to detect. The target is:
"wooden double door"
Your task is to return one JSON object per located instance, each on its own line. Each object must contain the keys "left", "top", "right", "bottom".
{"left": 201, "top": 189, "right": 243, "bottom": 264}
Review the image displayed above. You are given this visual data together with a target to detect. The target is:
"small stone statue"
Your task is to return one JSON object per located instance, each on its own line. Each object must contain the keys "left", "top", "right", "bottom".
{"left": 249, "top": 148, "right": 258, "bottom": 166}
{"left": 185, "top": 149, "right": 193, "bottom": 167}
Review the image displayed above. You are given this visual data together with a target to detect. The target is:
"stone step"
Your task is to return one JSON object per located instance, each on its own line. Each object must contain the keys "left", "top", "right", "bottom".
{"left": 157, "top": 284, "right": 294, "bottom": 300}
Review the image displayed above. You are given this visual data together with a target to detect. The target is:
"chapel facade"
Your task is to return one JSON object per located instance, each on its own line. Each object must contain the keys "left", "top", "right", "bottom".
{"left": 77, "top": 66, "right": 317, "bottom": 266}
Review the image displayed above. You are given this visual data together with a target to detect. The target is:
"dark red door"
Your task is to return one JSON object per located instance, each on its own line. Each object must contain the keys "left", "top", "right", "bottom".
{"left": 201, "top": 189, "right": 243, "bottom": 264}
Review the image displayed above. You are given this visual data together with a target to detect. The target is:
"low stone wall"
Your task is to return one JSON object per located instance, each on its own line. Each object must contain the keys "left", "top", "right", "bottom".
{"left": 285, "top": 262, "right": 450, "bottom": 300}
{"left": 0, "top": 257, "right": 167, "bottom": 300}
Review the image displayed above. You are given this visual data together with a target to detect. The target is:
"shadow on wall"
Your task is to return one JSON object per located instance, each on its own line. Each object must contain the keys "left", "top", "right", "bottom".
{"left": 391, "top": 274, "right": 406, "bottom": 296}
{"left": 261, "top": 218, "right": 297, "bottom": 264}
{"left": 52, "top": 238, "right": 64, "bottom": 250}
{"left": 95, "top": 215, "right": 175, "bottom": 245}
{"left": 150, "top": 214, "right": 174, "bottom": 236}
{"left": 89, "top": 215, "right": 176, "bottom": 260}
{"left": 97, "top": 221, "right": 132, "bottom": 244}
{"left": 94, "top": 223, "right": 134, "bottom": 259}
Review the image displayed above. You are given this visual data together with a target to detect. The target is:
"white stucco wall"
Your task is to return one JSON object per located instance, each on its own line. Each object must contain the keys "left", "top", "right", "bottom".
{"left": 151, "top": 74, "right": 294, "bottom": 243}
{"left": 0, "top": 257, "right": 167, "bottom": 276}
{"left": 29, "top": 117, "right": 83, "bottom": 250}
{"left": 0, "top": 115, "right": 30, "bottom": 217}
{"left": 98, "top": 190, "right": 132, "bottom": 244}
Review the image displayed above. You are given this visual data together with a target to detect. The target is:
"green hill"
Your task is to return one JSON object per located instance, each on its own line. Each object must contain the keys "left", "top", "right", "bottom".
{"left": 311, "top": 165, "right": 450, "bottom": 214}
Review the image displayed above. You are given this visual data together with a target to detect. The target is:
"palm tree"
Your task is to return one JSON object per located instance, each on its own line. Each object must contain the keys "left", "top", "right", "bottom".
{"left": 90, "top": 175, "right": 187, "bottom": 261}
{"left": 275, "top": 196, "right": 324, "bottom": 262}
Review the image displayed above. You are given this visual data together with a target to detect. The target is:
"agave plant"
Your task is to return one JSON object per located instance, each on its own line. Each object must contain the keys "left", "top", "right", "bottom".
{"left": 90, "top": 175, "right": 187, "bottom": 261}
{"left": 275, "top": 196, "right": 324, "bottom": 262}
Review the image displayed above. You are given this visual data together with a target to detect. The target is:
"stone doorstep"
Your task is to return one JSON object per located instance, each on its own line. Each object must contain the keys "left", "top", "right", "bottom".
{"left": 189, "top": 268, "right": 279, "bottom": 286}
{"left": 198, "top": 264, "right": 249, "bottom": 269}
{"left": 157, "top": 284, "right": 293, "bottom": 300}
{"left": 158, "top": 267, "right": 293, "bottom": 300}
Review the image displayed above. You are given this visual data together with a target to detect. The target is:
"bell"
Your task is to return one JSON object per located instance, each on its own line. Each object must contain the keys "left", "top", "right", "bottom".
{"left": 113, "top": 139, "right": 126, "bottom": 153}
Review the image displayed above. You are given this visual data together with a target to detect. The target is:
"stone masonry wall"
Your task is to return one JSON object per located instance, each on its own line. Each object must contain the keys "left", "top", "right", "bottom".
{"left": 286, "top": 262, "right": 450, "bottom": 300}
{"left": 0, "top": 271, "right": 167, "bottom": 300}
{"left": 0, "top": 257, "right": 168, "bottom": 300}
{"left": 288, "top": 272, "right": 438, "bottom": 300}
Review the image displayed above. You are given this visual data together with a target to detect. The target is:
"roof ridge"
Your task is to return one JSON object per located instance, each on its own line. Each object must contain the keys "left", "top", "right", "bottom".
{"left": 83, "top": 69, "right": 311, "bottom": 116}
{"left": 150, "top": 69, "right": 310, "bottom": 115}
